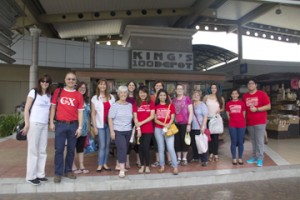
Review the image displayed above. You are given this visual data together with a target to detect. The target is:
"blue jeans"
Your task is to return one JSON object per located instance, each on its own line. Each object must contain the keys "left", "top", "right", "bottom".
{"left": 229, "top": 127, "right": 246, "bottom": 159}
{"left": 54, "top": 122, "right": 78, "bottom": 176}
{"left": 98, "top": 124, "right": 110, "bottom": 165}
{"left": 154, "top": 128, "right": 177, "bottom": 168}
{"left": 115, "top": 130, "right": 131, "bottom": 163}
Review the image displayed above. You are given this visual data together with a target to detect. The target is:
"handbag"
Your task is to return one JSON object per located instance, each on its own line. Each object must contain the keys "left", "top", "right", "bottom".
{"left": 84, "top": 132, "right": 96, "bottom": 154}
{"left": 16, "top": 89, "right": 38, "bottom": 141}
{"left": 129, "top": 126, "right": 136, "bottom": 143}
{"left": 195, "top": 133, "right": 208, "bottom": 154}
{"left": 184, "top": 132, "right": 191, "bottom": 145}
{"left": 164, "top": 104, "right": 178, "bottom": 137}
{"left": 193, "top": 105, "right": 211, "bottom": 142}
{"left": 208, "top": 114, "right": 224, "bottom": 134}
{"left": 84, "top": 133, "right": 90, "bottom": 148}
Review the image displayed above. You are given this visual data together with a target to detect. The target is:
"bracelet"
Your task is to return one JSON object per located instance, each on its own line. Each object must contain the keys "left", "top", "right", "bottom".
{"left": 136, "top": 127, "right": 141, "bottom": 130}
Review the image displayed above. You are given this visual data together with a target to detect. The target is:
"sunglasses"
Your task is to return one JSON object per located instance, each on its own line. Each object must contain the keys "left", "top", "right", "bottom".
{"left": 41, "top": 80, "right": 50, "bottom": 83}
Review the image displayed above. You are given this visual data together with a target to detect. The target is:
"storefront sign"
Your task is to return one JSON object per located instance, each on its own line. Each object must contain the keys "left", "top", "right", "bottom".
{"left": 131, "top": 50, "right": 193, "bottom": 70}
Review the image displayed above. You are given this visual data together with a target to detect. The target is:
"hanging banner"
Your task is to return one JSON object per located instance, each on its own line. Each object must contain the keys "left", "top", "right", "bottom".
{"left": 131, "top": 50, "right": 193, "bottom": 70}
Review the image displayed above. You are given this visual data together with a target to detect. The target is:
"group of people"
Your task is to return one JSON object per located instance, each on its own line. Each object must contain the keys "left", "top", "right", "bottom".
{"left": 21, "top": 71, "right": 270, "bottom": 186}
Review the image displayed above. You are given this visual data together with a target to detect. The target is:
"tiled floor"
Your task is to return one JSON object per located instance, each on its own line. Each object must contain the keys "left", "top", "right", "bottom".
{"left": 0, "top": 130, "right": 284, "bottom": 179}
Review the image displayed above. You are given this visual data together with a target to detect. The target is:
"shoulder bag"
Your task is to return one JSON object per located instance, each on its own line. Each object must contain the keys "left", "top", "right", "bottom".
{"left": 16, "top": 89, "right": 38, "bottom": 141}
{"left": 163, "top": 104, "right": 178, "bottom": 137}
{"left": 193, "top": 104, "right": 211, "bottom": 141}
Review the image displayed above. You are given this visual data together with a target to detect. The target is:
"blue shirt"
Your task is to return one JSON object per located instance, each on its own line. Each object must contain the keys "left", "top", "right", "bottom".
{"left": 192, "top": 102, "right": 208, "bottom": 130}
{"left": 109, "top": 102, "right": 132, "bottom": 131}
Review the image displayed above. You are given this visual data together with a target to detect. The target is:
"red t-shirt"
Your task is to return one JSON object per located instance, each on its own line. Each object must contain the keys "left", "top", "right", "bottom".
{"left": 133, "top": 101, "right": 155, "bottom": 134}
{"left": 103, "top": 101, "right": 110, "bottom": 124}
{"left": 226, "top": 100, "right": 246, "bottom": 128}
{"left": 51, "top": 88, "right": 84, "bottom": 121}
{"left": 155, "top": 103, "right": 175, "bottom": 129}
{"left": 242, "top": 90, "right": 270, "bottom": 126}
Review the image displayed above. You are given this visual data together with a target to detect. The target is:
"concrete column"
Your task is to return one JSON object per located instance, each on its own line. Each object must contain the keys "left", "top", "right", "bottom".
{"left": 29, "top": 28, "right": 41, "bottom": 89}
{"left": 87, "top": 35, "right": 98, "bottom": 68}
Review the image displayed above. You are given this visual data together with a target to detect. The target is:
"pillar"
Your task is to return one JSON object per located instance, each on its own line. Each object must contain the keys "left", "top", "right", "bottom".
{"left": 29, "top": 28, "right": 41, "bottom": 89}
{"left": 87, "top": 35, "right": 97, "bottom": 68}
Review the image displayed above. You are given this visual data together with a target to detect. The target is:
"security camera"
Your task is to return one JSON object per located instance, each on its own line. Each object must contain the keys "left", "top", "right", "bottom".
{"left": 275, "top": 8, "right": 282, "bottom": 15}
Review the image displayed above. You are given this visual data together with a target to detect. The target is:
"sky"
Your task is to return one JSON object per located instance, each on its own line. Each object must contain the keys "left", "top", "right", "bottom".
{"left": 192, "top": 31, "right": 300, "bottom": 62}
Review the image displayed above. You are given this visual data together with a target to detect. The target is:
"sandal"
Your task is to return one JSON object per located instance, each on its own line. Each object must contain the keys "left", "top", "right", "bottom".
{"left": 209, "top": 154, "right": 214, "bottom": 162}
{"left": 119, "top": 171, "right": 125, "bottom": 178}
{"left": 80, "top": 169, "right": 89, "bottom": 174}
{"left": 74, "top": 169, "right": 82, "bottom": 174}
{"left": 214, "top": 155, "right": 219, "bottom": 162}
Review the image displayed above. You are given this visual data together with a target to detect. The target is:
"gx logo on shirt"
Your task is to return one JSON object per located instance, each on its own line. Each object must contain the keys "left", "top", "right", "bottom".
{"left": 60, "top": 97, "right": 76, "bottom": 106}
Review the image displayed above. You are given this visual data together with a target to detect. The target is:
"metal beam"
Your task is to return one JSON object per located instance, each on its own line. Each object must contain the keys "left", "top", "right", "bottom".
{"left": 0, "top": 52, "right": 15, "bottom": 64}
{"left": 0, "top": 43, "right": 15, "bottom": 56}
{"left": 227, "top": 3, "right": 276, "bottom": 33}
{"left": 173, "top": 0, "right": 213, "bottom": 28}
{"left": 37, "top": 8, "right": 190, "bottom": 24}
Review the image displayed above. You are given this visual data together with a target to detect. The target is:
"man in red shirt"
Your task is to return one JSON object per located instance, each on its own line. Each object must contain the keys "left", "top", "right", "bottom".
{"left": 49, "top": 72, "right": 84, "bottom": 183}
{"left": 242, "top": 79, "right": 271, "bottom": 167}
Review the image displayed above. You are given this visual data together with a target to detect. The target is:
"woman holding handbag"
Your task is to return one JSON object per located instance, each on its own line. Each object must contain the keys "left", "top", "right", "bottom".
{"left": 24, "top": 74, "right": 52, "bottom": 185}
{"left": 203, "top": 83, "right": 225, "bottom": 162}
{"left": 191, "top": 90, "right": 209, "bottom": 166}
{"left": 133, "top": 86, "right": 155, "bottom": 174}
{"left": 226, "top": 89, "right": 246, "bottom": 165}
{"left": 154, "top": 89, "right": 178, "bottom": 175}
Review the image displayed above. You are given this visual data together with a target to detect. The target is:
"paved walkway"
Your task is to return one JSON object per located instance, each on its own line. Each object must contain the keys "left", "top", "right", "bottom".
{"left": 0, "top": 130, "right": 299, "bottom": 194}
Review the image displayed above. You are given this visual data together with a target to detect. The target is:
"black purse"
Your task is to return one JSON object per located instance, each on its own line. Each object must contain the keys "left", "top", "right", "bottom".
{"left": 16, "top": 89, "right": 38, "bottom": 141}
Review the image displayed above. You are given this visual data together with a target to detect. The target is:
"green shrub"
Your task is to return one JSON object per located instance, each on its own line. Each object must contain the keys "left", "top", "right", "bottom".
{"left": 0, "top": 113, "right": 23, "bottom": 138}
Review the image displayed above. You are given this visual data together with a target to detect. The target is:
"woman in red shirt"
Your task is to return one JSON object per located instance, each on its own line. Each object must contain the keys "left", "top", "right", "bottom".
{"left": 226, "top": 89, "right": 246, "bottom": 165}
{"left": 133, "top": 86, "right": 155, "bottom": 174}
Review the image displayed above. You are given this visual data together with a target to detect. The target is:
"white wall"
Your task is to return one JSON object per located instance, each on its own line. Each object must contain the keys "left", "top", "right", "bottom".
{"left": 12, "top": 36, "right": 130, "bottom": 69}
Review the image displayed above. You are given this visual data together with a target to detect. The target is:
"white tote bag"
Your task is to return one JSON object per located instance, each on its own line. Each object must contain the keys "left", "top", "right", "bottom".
{"left": 195, "top": 133, "right": 208, "bottom": 154}
{"left": 208, "top": 114, "right": 224, "bottom": 134}
{"left": 129, "top": 126, "right": 136, "bottom": 143}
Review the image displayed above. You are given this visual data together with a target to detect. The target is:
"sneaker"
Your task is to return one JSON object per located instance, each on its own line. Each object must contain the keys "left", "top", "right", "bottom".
{"left": 54, "top": 176, "right": 62, "bottom": 183}
{"left": 151, "top": 161, "right": 160, "bottom": 167}
{"left": 177, "top": 159, "right": 181, "bottom": 165}
{"left": 37, "top": 177, "right": 48, "bottom": 182}
{"left": 145, "top": 167, "right": 151, "bottom": 174}
{"left": 257, "top": 159, "right": 264, "bottom": 167}
{"left": 138, "top": 166, "right": 145, "bottom": 173}
{"left": 64, "top": 172, "right": 77, "bottom": 179}
{"left": 201, "top": 162, "right": 208, "bottom": 167}
{"left": 247, "top": 157, "right": 257, "bottom": 164}
{"left": 119, "top": 171, "right": 125, "bottom": 178}
{"left": 26, "top": 179, "right": 41, "bottom": 186}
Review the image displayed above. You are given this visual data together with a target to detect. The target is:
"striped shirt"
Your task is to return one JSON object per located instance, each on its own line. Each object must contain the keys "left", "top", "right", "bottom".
{"left": 109, "top": 102, "right": 132, "bottom": 131}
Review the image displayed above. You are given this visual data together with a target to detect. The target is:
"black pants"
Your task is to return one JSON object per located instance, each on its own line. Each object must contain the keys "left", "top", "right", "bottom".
{"left": 139, "top": 134, "right": 152, "bottom": 166}
{"left": 174, "top": 124, "right": 189, "bottom": 152}
{"left": 207, "top": 119, "right": 219, "bottom": 155}
{"left": 76, "top": 135, "right": 87, "bottom": 153}
{"left": 190, "top": 130, "right": 208, "bottom": 162}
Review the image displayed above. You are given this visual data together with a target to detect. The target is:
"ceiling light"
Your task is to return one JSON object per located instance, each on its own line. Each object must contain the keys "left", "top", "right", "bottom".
{"left": 262, "top": 33, "right": 266, "bottom": 38}
{"left": 204, "top": 26, "right": 209, "bottom": 30}
{"left": 96, "top": 41, "right": 100, "bottom": 45}
{"left": 278, "top": 36, "right": 282, "bottom": 40}
{"left": 106, "top": 41, "right": 111, "bottom": 45}
{"left": 270, "top": 35, "right": 274, "bottom": 39}
{"left": 254, "top": 32, "right": 258, "bottom": 37}
{"left": 214, "top": 27, "right": 218, "bottom": 31}
{"left": 202, "top": 69, "right": 206, "bottom": 72}
{"left": 286, "top": 38, "right": 289, "bottom": 42}
{"left": 117, "top": 40, "right": 121, "bottom": 45}
{"left": 246, "top": 31, "right": 250, "bottom": 35}
{"left": 195, "top": 25, "right": 200, "bottom": 30}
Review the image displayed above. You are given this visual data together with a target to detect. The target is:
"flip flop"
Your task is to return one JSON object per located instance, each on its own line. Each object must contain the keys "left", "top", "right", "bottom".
{"left": 74, "top": 169, "right": 82, "bottom": 174}
{"left": 80, "top": 169, "right": 89, "bottom": 174}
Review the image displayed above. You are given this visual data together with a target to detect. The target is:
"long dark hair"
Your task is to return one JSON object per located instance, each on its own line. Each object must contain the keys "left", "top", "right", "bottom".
{"left": 155, "top": 89, "right": 171, "bottom": 106}
{"left": 211, "top": 83, "right": 223, "bottom": 109}
{"left": 76, "top": 81, "right": 89, "bottom": 103}
{"left": 136, "top": 86, "right": 151, "bottom": 107}
{"left": 127, "top": 80, "right": 137, "bottom": 98}
{"left": 37, "top": 74, "right": 52, "bottom": 96}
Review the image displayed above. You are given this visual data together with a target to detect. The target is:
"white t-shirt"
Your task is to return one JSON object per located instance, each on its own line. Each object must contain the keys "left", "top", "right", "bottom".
{"left": 91, "top": 94, "right": 115, "bottom": 128}
{"left": 28, "top": 89, "right": 51, "bottom": 124}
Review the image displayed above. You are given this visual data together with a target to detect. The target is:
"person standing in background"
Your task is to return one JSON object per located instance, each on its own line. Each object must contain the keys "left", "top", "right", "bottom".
{"left": 91, "top": 79, "right": 115, "bottom": 173}
{"left": 24, "top": 75, "right": 52, "bottom": 185}
{"left": 226, "top": 89, "right": 246, "bottom": 165}
{"left": 49, "top": 72, "right": 84, "bottom": 183}
{"left": 243, "top": 79, "right": 271, "bottom": 167}
{"left": 203, "top": 83, "right": 225, "bottom": 162}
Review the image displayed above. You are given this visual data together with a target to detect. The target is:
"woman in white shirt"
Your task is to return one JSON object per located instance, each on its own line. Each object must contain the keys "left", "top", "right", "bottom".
{"left": 23, "top": 74, "right": 52, "bottom": 186}
{"left": 91, "top": 79, "right": 115, "bottom": 172}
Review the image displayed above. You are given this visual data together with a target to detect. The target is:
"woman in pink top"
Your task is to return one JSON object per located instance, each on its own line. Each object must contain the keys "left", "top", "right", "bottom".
{"left": 203, "top": 83, "right": 225, "bottom": 162}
